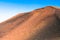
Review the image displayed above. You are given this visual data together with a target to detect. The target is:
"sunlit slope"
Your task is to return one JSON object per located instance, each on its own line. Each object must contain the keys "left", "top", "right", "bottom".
{"left": 0, "top": 6, "right": 60, "bottom": 40}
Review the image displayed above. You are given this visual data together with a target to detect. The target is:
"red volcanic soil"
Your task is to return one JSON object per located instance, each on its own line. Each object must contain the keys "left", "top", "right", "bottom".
{"left": 0, "top": 6, "right": 60, "bottom": 40}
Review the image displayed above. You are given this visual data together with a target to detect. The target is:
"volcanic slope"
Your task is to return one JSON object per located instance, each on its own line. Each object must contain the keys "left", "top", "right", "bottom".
{"left": 0, "top": 6, "right": 60, "bottom": 40}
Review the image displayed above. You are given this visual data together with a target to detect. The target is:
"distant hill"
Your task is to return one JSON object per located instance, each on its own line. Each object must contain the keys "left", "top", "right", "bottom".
{"left": 0, "top": 6, "right": 60, "bottom": 40}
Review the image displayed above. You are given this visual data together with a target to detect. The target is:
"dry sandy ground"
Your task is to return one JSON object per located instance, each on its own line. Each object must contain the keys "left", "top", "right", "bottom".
{"left": 0, "top": 6, "right": 60, "bottom": 40}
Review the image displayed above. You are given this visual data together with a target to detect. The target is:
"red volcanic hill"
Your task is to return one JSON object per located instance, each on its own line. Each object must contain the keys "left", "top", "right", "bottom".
{"left": 0, "top": 6, "right": 60, "bottom": 40}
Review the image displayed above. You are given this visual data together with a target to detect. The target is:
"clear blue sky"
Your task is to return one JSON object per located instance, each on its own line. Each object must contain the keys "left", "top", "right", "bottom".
{"left": 0, "top": 0, "right": 60, "bottom": 22}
